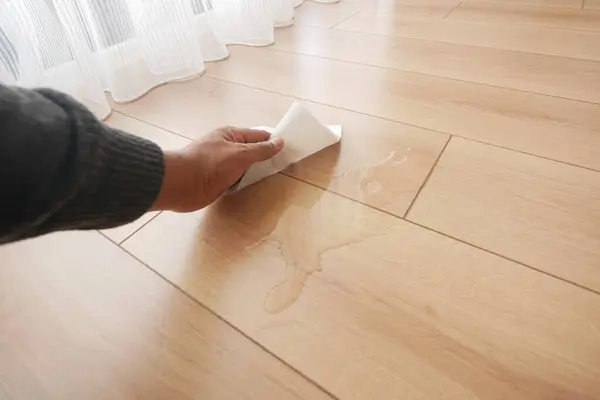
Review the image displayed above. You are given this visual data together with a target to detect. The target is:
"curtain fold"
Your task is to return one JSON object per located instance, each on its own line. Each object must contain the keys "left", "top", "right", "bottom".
{"left": 0, "top": 0, "right": 336, "bottom": 118}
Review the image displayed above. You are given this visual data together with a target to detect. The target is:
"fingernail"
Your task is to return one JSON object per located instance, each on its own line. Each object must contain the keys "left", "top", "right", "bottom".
{"left": 270, "top": 137, "right": 284, "bottom": 151}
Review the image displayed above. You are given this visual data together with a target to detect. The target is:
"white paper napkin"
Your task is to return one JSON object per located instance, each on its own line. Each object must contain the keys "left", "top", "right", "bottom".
{"left": 229, "top": 101, "right": 342, "bottom": 192}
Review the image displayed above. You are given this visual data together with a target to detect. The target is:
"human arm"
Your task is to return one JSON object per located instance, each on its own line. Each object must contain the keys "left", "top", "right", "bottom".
{"left": 0, "top": 84, "right": 282, "bottom": 244}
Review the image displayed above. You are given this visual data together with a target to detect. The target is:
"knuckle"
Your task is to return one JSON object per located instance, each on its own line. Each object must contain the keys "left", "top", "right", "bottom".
{"left": 220, "top": 126, "right": 236, "bottom": 139}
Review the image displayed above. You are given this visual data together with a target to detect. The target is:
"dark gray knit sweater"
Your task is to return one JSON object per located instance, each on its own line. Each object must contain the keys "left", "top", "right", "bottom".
{"left": 0, "top": 84, "right": 165, "bottom": 244}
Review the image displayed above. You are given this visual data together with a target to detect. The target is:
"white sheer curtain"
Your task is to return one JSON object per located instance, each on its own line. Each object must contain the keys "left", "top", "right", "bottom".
{"left": 0, "top": 0, "right": 337, "bottom": 118}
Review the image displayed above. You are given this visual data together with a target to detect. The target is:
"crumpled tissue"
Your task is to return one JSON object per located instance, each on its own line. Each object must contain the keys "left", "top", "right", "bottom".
{"left": 229, "top": 101, "right": 342, "bottom": 192}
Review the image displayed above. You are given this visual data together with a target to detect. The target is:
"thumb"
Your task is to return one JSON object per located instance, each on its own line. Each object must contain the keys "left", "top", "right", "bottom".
{"left": 242, "top": 137, "right": 284, "bottom": 163}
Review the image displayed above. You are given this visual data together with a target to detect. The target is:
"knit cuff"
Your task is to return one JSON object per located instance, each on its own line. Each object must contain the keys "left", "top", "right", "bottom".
{"left": 49, "top": 126, "right": 165, "bottom": 232}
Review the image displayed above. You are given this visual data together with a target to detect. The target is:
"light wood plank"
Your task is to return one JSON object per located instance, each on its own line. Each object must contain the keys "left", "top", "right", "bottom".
{"left": 102, "top": 212, "right": 157, "bottom": 244}
{"left": 448, "top": 1, "right": 600, "bottom": 31}
{"left": 343, "top": 0, "right": 458, "bottom": 18}
{"left": 482, "top": 0, "right": 584, "bottom": 7}
{"left": 334, "top": 13, "right": 600, "bottom": 62}
{"left": 344, "top": 0, "right": 583, "bottom": 13}
{"left": 101, "top": 113, "right": 190, "bottom": 243}
{"left": 205, "top": 46, "right": 600, "bottom": 171}
{"left": 272, "top": 26, "right": 600, "bottom": 103}
{"left": 346, "top": 0, "right": 459, "bottom": 8}
{"left": 294, "top": 1, "right": 359, "bottom": 28}
{"left": 113, "top": 77, "right": 449, "bottom": 217}
{"left": 0, "top": 231, "right": 331, "bottom": 400}
{"left": 585, "top": 0, "right": 600, "bottom": 9}
{"left": 123, "top": 173, "right": 600, "bottom": 400}
{"left": 106, "top": 111, "right": 190, "bottom": 149}
{"left": 407, "top": 137, "right": 600, "bottom": 292}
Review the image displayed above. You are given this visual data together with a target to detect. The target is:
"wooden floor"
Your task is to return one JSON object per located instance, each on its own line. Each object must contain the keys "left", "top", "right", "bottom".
{"left": 2, "top": 1, "right": 600, "bottom": 399}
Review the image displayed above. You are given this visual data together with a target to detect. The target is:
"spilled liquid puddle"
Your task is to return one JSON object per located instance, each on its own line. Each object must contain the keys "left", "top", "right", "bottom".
{"left": 362, "top": 180, "right": 382, "bottom": 194}
{"left": 262, "top": 238, "right": 333, "bottom": 314}
{"left": 332, "top": 166, "right": 354, "bottom": 179}
{"left": 262, "top": 209, "right": 323, "bottom": 314}
{"left": 261, "top": 150, "right": 410, "bottom": 314}
{"left": 263, "top": 228, "right": 392, "bottom": 314}
{"left": 264, "top": 242, "right": 322, "bottom": 314}
{"left": 334, "top": 149, "right": 411, "bottom": 196}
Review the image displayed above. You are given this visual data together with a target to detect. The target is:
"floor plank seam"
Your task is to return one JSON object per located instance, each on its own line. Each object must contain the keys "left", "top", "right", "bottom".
{"left": 405, "top": 219, "right": 600, "bottom": 297}
{"left": 450, "top": 135, "right": 600, "bottom": 173}
{"left": 330, "top": 24, "right": 600, "bottom": 60}
{"left": 117, "top": 76, "right": 450, "bottom": 141}
{"left": 444, "top": 15, "right": 600, "bottom": 34}
{"left": 297, "top": 25, "right": 600, "bottom": 64}
{"left": 8, "top": 4, "right": 600, "bottom": 396}
{"left": 279, "top": 173, "right": 600, "bottom": 298}
{"left": 205, "top": 75, "right": 600, "bottom": 173}
{"left": 115, "top": 74, "right": 600, "bottom": 174}
{"left": 97, "top": 229, "right": 119, "bottom": 245}
{"left": 444, "top": 0, "right": 463, "bottom": 19}
{"left": 261, "top": 46, "right": 600, "bottom": 105}
{"left": 118, "top": 211, "right": 164, "bottom": 245}
{"left": 403, "top": 136, "right": 452, "bottom": 219}
{"left": 328, "top": 10, "right": 361, "bottom": 30}
{"left": 112, "top": 110, "right": 195, "bottom": 142}
{"left": 95, "top": 232, "right": 341, "bottom": 400}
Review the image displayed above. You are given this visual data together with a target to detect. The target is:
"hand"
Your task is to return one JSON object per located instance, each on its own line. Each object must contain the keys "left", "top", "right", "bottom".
{"left": 151, "top": 127, "right": 284, "bottom": 212}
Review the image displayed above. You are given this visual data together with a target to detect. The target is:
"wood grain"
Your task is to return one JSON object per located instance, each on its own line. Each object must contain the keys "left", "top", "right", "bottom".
{"left": 113, "top": 76, "right": 449, "bottom": 217}
{"left": 343, "top": 0, "right": 458, "bottom": 18}
{"left": 205, "top": 46, "right": 600, "bottom": 171}
{"left": 4, "top": 3, "right": 600, "bottom": 399}
{"left": 585, "top": 0, "right": 600, "bottom": 9}
{"left": 345, "top": 0, "right": 459, "bottom": 8}
{"left": 0, "top": 231, "right": 331, "bottom": 400}
{"left": 101, "top": 112, "right": 190, "bottom": 243}
{"left": 407, "top": 137, "right": 600, "bottom": 292}
{"left": 293, "top": 1, "right": 359, "bottom": 28}
{"left": 449, "top": 1, "right": 600, "bottom": 31}
{"left": 123, "top": 173, "right": 600, "bottom": 400}
{"left": 271, "top": 26, "right": 600, "bottom": 103}
{"left": 334, "top": 13, "right": 600, "bottom": 62}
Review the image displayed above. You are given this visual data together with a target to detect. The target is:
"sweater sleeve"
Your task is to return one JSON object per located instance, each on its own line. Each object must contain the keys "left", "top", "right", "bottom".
{"left": 0, "top": 84, "right": 165, "bottom": 244}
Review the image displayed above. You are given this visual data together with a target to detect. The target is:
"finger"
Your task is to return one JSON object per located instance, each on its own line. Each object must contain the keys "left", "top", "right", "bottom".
{"left": 241, "top": 136, "right": 284, "bottom": 163}
{"left": 228, "top": 127, "right": 272, "bottom": 144}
